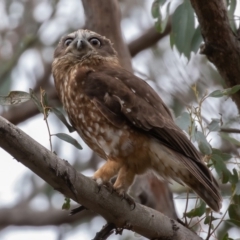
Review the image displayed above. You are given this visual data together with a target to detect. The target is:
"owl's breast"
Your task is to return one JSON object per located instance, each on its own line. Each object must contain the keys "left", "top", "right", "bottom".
{"left": 56, "top": 67, "right": 151, "bottom": 173}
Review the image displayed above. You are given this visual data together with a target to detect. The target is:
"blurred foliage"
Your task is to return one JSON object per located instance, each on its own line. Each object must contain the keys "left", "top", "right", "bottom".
{"left": 152, "top": 0, "right": 237, "bottom": 59}
{"left": 0, "top": 0, "right": 239, "bottom": 239}
{"left": 174, "top": 85, "right": 240, "bottom": 239}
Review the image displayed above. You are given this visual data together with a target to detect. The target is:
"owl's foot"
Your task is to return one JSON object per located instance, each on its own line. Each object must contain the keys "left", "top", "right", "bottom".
{"left": 92, "top": 177, "right": 114, "bottom": 193}
{"left": 115, "top": 189, "right": 136, "bottom": 210}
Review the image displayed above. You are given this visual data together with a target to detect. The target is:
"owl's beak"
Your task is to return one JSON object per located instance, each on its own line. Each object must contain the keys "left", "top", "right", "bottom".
{"left": 75, "top": 39, "right": 93, "bottom": 51}
{"left": 76, "top": 39, "right": 82, "bottom": 50}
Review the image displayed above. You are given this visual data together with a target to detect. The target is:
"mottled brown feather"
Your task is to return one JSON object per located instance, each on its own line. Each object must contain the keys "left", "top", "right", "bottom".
{"left": 83, "top": 66, "right": 222, "bottom": 210}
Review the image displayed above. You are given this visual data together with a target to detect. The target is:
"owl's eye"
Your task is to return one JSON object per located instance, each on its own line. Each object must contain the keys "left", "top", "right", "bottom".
{"left": 64, "top": 38, "right": 73, "bottom": 46}
{"left": 89, "top": 38, "right": 101, "bottom": 47}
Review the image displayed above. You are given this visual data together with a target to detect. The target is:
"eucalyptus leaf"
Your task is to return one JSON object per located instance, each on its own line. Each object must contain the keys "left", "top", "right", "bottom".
{"left": 222, "top": 232, "right": 234, "bottom": 240}
{"left": 151, "top": 0, "right": 169, "bottom": 33}
{"left": 229, "top": 168, "right": 239, "bottom": 186}
{"left": 175, "top": 112, "right": 191, "bottom": 132}
{"left": 211, "top": 154, "right": 232, "bottom": 184}
{"left": 234, "top": 180, "right": 240, "bottom": 196}
{"left": 190, "top": 25, "right": 203, "bottom": 53}
{"left": 195, "top": 131, "right": 212, "bottom": 155}
{"left": 204, "top": 216, "right": 218, "bottom": 225}
{"left": 0, "top": 91, "right": 31, "bottom": 105}
{"left": 62, "top": 197, "right": 71, "bottom": 210}
{"left": 212, "top": 148, "right": 231, "bottom": 161}
{"left": 184, "top": 201, "right": 206, "bottom": 218}
{"left": 228, "top": 204, "right": 240, "bottom": 222}
{"left": 208, "top": 85, "right": 240, "bottom": 98}
{"left": 29, "top": 88, "right": 43, "bottom": 113}
{"left": 171, "top": 0, "right": 195, "bottom": 58}
{"left": 53, "top": 133, "right": 82, "bottom": 150}
{"left": 52, "top": 107, "right": 75, "bottom": 133}
{"left": 208, "top": 118, "right": 220, "bottom": 132}
{"left": 151, "top": 0, "right": 161, "bottom": 18}
{"left": 221, "top": 133, "right": 240, "bottom": 147}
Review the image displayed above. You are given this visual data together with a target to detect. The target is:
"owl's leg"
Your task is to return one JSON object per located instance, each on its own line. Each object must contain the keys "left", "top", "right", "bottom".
{"left": 93, "top": 160, "right": 122, "bottom": 187}
{"left": 113, "top": 165, "right": 136, "bottom": 209}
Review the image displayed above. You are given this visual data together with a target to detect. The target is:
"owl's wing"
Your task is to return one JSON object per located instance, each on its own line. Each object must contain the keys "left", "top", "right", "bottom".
{"left": 83, "top": 67, "right": 201, "bottom": 161}
{"left": 82, "top": 67, "right": 222, "bottom": 211}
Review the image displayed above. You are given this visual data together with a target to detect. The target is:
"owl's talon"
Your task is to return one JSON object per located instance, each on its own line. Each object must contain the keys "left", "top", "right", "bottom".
{"left": 104, "top": 181, "right": 114, "bottom": 193}
{"left": 92, "top": 177, "right": 114, "bottom": 194}
{"left": 116, "top": 191, "right": 136, "bottom": 210}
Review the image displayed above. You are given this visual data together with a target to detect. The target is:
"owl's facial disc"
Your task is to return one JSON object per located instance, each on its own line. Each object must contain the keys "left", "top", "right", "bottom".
{"left": 54, "top": 29, "right": 117, "bottom": 61}
{"left": 64, "top": 35, "right": 101, "bottom": 59}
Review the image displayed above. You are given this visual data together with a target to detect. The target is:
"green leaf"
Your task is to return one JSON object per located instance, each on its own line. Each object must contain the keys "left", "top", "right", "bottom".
{"left": 53, "top": 133, "right": 82, "bottom": 150}
{"left": 171, "top": 0, "right": 195, "bottom": 58}
{"left": 62, "top": 197, "right": 71, "bottom": 210}
{"left": 195, "top": 131, "right": 212, "bottom": 155}
{"left": 185, "top": 201, "right": 206, "bottom": 218}
{"left": 0, "top": 91, "right": 31, "bottom": 105}
{"left": 42, "top": 91, "right": 49, "bottom": 106}
{"left": 221, "top": 133, "right": 240, "bottom": 147}
{"left": 151, "top": 0, "right": 161, "bottom": 18}
{"left": 222, "top": 232, "right": 234, "bottom": 240}
{"left": 161, "top": 2, "right": 170, "bottom": 33}
{"left": 208, "top": 85, "right": 240, "bottom": 98}
{"left": 154, "top": 20, "right": 162, "bottom": 33}
{"left": 212, "top": 148, "right": 232, "bottom": 161}
{"left": 228, "top": 0, "right": 237, "bottom": 32}
{"left": 208, "top": 118, "right": 220, "bottom": 132}
{"left": 204, "top": 215, "right": 219, "bottom": 225}
{"left": 175, "top": 112, "right": 191, "bottom": 132}
{"left": 190, "top": 25, "right": 203, "bottom": 53}
{"left": 211, "top": 154, "right": 231, "bottom": 184}
{"left": 151, "top": 0, "right": 169, "bottom": 33}
{"left": 229, "top": 168, "right": 239, "bottom": 185}
{"left": 234, "top": 180, "right": 240, "bottom": 195}
{"left": 29, "top": 88, "right": 43, "bottom": 113}
{"left": 228, "top": 203, "right": 240, "bottom": 222}
{"left": 51, "top": 107, "right": 75, "bottom": 133}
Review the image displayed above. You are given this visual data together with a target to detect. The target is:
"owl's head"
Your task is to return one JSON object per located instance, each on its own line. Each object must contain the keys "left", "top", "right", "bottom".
{"left": 54, "top": 29, "right": 118, "bottom": 64}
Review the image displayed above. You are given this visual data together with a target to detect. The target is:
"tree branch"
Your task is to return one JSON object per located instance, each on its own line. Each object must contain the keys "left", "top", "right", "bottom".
{"left": 0, "top": 116, "right": 201, "bottom": 239}
{"left": 220, "top": 127, "right": 240, "bottom": 134}
{"left": 82, "top": 0, "right": 132, "bottom": 71}
{"left": 0, "top": 205, "right": 95, "bottom": 228}
{"left": 190, "top": 0, "right": 240, "bottom": 111}
{"left": 128, "top": 22, "right": 171, "bottom": 57}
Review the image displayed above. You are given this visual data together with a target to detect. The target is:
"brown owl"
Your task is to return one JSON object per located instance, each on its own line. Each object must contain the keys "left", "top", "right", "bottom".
{"left": 52, "top": 29, "right": 222, "bottom": 212}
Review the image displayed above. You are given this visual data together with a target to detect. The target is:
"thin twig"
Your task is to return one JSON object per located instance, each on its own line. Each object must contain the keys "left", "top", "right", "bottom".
{"left": 220, "top": 128, "right": 240, "bottom": 134}
{"left": 190, "top": 215, "right": 206, "bottom": 229}
{"left": 188, "top": 197, "right": 200, "bottom": 227}
{"left": 40, "top": 88, "right": 52, "bottom": 152}
{"left": 206, "top": 211, "right": 213, "bottom": 240}
{"left": 184, "top": 190, "right": 189, "bottom": 225}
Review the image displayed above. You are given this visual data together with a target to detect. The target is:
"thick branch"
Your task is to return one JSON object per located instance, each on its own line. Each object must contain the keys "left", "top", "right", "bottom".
{"left": 129, "top": 23, "right": 171, "bottom": 57}
{"left": 0, "top": 116, "right": 201, "bottom": 239}
{"left": 190, "top": 0, "right": 240, "bottom": 111}
{"left": 0, "top": 205, "right": 95, "bottom": 228}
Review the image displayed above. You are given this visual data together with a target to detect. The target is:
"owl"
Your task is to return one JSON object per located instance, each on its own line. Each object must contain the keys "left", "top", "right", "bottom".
{"left": 52, "top": 29, "right": 222, "bottom": 212}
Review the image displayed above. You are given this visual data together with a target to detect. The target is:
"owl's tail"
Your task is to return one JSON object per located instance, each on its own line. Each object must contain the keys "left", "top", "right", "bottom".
{"left": 183, "top": 160, "right": 222, "bottom": 212}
